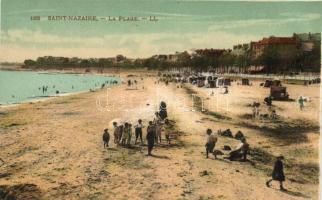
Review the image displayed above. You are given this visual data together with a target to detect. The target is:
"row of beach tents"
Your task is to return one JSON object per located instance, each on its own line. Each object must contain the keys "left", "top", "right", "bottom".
{"left": 159, "top": 73, "right": 291, "bottom": 101}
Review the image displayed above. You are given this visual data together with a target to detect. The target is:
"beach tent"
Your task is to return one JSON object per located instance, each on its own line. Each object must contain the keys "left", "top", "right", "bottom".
{"left": 224, "top": 78, "right": 231, "bottom": 86}
{"left": 270, "top": 86, "right": 289, "bottom": 100}
{"left": 206, "top": 76, "right": 218, "bottom": 88}
{"left": 188, "top": 76, "right": 197, "bottom": 84}
{"left": 217, "top": 78, "right": 231, "bottom": 87}
{"left": 197, "top": 76, "right": 206, "bottom": 87}
{"left": 264, "top": 80, "right": 281, "bottom": 87}
{"left": 241, "top": 78, "right": 250, "bottom": 85}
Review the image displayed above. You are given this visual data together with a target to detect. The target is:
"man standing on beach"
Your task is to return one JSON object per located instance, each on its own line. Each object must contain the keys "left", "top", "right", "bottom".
{"left": 146, "top": 121, "right": 156, "bottom": 156}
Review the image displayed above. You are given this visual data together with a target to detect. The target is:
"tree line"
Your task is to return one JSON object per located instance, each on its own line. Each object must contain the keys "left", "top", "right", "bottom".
{"left": 23, "top": 43, "right": 320, "bottom": 74}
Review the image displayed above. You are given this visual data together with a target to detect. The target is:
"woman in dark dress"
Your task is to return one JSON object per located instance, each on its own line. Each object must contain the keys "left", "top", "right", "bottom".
{"left": 266, "top": 155, "right": 286, "bottom": 191}
{"left": 159, "top": 101, "right": 168, "bottom": 120}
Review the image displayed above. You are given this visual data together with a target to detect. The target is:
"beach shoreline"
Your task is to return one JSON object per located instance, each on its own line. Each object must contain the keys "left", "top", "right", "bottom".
{"left": 0, "top": 69, "right": 124, "bottom": 107}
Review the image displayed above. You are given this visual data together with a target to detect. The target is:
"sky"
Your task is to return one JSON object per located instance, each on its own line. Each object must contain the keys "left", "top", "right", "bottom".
{"left": 0, "top": 0, "right": 321, "bottom": 62}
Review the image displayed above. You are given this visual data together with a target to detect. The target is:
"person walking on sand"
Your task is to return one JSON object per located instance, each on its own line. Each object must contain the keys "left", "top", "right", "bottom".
{"left": 146, "top": 121, "right": 156, "bottom": 156}
{"left": 205, "top": 129, "right": 217, "bottom": 159}
{"left": 113, "top": 122, "right": 119, "bottom": 144}
{"left": 134, "top": 119, "right": 144, "bottom": 144}
{"left": 266, "top": 155, "right": 286, "bottom": 191}
{"left": 298, "top": 96, "right": 304, "bottom": 110}
{"left": 102, "top": 128, "right": 110, "bottom": 148}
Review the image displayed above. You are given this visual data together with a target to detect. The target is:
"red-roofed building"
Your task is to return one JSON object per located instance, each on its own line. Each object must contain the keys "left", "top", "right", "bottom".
{"left": 250, "top": 36, "right": 298, "bottom": 58}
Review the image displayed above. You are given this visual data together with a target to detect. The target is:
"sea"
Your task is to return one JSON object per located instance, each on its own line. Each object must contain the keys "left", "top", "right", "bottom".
{"left": 0, "top": 70, "right": 120, "bottom": 105}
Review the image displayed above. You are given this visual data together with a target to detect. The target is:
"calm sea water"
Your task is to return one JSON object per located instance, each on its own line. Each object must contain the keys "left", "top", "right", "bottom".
{"left": 0, "top": 70, "right": 120, "bottom": 105}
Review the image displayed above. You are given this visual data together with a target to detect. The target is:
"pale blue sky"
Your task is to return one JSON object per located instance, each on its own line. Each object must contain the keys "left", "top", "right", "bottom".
{"left": 1, "top": 0, "right": 321, "bottom": 62}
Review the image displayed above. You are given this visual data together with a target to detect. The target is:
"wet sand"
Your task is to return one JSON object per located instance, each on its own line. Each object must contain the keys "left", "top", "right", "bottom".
{"left": 0, "top": 71, "right": 319, "bottom": 200}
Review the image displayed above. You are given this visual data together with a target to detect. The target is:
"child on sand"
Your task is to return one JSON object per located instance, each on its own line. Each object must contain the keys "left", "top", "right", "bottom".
{"left": 118, "top": 125, "right": 124, "bottom": 144}
{"left": 113, "top": 122, "right": 119, "bottom": 144}
{"left": 164, "top": 119, "right": 172, "bottom": 144}
{"left": 266, "top": 155, "right": 286, "bottom": 191}
{"left": 228, "top": 137, "right": 249, "bottom": 161}
{"left": 127, "top": 124, "right": 133, "bottom": 146}
{"left": 205, "top": 129, "right": 218, "bottom": 159}
{"left": 146, "top": 121, "right": 156, "bottom": 156}
{"left": 121, "top": 123, "right": 129, "bottom": 146}
{"left": 153, "top": 112, "right": 162, "bottom": 143}
{"left": 134, "top": 119, "right": 144, "bottom": 144}
{"left": 155, "top": 121, "right": 162, "bottom": 143}
{"left": 298, "top": 96, "right": 304, "bottom": 110}
{"left": 102, "top": 129, "right": 110, "bottom": 148}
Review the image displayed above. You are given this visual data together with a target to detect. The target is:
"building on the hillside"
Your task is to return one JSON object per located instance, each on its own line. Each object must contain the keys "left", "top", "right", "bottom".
{"left": 167, "top": 53, "right": 179, "bottom": 62}
{"left": 231, "top": 44, "right": 250, "bottom": 56}
{"left": 193, "top": 48, "right": 229, "bottom": 57}
{"left": 250, "top": 36, "right": 298, "bottom": 58}
{"left": 151, "top": 52, "right": 183, "bottom": 62}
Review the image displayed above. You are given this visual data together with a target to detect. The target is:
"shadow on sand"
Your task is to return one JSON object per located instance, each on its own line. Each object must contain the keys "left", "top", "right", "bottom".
{"left": 148, "top": 154, "right": 170, "bottom": 159}
{"left": 270, "top": 188, "right": 311, "bottom": 199}
{"left": 281, "top": 189, "right": 311, "bottom": 199}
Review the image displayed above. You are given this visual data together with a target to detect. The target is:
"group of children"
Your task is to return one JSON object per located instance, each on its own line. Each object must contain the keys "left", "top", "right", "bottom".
{"left": 102, "top": 110, "right": 173, "bottom": 156}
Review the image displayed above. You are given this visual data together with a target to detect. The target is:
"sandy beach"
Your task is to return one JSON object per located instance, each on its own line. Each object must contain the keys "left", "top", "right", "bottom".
{"left": 0, "top": 71, "right": 319, "bottom": 200}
